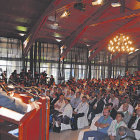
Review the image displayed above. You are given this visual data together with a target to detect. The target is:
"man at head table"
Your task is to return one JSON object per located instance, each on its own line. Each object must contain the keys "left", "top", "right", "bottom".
{"left": 0, "top": 85, "right": 40, "bottom": 114}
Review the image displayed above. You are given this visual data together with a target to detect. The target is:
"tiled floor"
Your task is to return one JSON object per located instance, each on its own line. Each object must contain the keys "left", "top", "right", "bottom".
{"left": 49, "top": 129, "right": 81, "bottom": 140}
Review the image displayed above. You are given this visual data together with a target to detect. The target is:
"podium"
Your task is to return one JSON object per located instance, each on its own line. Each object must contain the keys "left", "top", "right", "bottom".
{"left": 0, "top": 97, "right": 50, "bottom": 140}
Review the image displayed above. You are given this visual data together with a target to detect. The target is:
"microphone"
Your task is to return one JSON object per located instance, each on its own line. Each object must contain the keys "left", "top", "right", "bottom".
{"left": 3, "top": 74, "right": 40, "bottom": 99}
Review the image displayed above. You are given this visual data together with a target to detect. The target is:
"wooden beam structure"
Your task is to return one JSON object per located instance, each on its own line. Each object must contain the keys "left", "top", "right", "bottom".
{"left": 23, "top": 0, "right": 76, "bottom": 55}
{"left": 60, "top": 1, "right": 111, "bottom": 59}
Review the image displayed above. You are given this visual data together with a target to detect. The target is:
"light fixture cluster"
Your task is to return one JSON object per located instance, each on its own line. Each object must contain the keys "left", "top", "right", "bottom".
{"left": 60, "top": 10, "right": 70, "bottom": 18}
{"left": 92, "top": 0, "right": 103, "bottom": 5}
{"left": 111, "top": 0, "right": 121, "bottom": 7}
{"left": 108, "top": 34, "right": 135, "bottom": 53}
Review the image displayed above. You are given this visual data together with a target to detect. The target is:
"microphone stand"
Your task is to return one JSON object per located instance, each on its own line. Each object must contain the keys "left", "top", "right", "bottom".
{"left": 6, "top": 75, "right": 40, "bottom": 100}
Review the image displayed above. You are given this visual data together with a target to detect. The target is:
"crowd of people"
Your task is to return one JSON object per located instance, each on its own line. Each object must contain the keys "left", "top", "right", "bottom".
{"left": 1, "top": 69, "right": 55, "bottom": 86}
{"left": 46, "top": 70, "right": 139, "bottom": 140}
{"left": 0, "top": 70, "right": 140, "bottom": 140}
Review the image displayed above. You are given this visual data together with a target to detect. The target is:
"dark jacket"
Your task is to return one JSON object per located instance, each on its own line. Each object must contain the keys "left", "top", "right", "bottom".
{"left": 128, "top": 116, "right": 140, "bottom": 131}
{"left": 0, "top": 89, "right": 27, "bottom": 114}
{"left": 115, "top": 127, "right": 135, "bottom": 140}
{"left": 110, "top": 108, "right": 117, "bottom": 120}
{"left": 92, "top": 98, "right": 104, "bottom": 114}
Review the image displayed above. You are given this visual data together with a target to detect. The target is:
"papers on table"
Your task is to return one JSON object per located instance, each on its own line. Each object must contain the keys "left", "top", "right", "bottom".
{"left": 8, "top": 128, "right": 19, "bottom": 137}
{"left": 0, "top": 107, "right": 24, "bottom": 121}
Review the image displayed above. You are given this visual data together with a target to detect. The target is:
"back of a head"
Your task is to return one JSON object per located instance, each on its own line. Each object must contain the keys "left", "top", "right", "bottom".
{"left": 118, "top": 126, "right": 127, "bottom": 135}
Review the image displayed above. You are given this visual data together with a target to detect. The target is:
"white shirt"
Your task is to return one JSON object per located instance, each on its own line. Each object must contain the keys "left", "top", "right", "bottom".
{"left": 108, "top": 120, "right": 127, "bottom": 136}
{"left": 118, "top": 104, "right": 134, "bottom": 115}
{"left": 109, "top": 97, "right": 119, "bottom": 108}
{"left": 54, "top": 99, "right": 65, "bottom": 112}
{"left": 61, "top": 103, "right": 73, "bottom": 118}
{"left": 74, "top": 102, "right": 89, "bottom": 114}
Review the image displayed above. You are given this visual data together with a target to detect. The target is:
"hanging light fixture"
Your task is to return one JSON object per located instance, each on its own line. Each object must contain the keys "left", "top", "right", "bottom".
{"left": 108, "top": 34, "right": 135, "bottom": 54}
{"left": 92, "top": 0, "right": 103, "bottom": 6}
{"left": 60, "top": 10, "right": 70, "bottom": 18}
{"left": 111, "top": 0, "right": 121, "bottom": 7}
{"left": 53, "top": 11, "right": 59, "bottom": 28}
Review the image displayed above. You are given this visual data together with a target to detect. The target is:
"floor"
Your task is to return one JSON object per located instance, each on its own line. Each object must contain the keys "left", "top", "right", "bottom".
{"left": 49, "top": 129, "right": 81, "bottom": 140}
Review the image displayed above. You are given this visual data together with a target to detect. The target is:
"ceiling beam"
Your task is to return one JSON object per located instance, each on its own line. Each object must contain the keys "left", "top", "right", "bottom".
{"left": 121, "top": 27, "right": 140, "bottom": 33}
{"left": 61, "top": 7, "right": 140, "bottom": 59}
{"left": 89, "top": 9, "right": 140, "bottom": 28}
{"left": 60, "top": 1, "right": 111, "bottom": 59}
{"left": 39, "top": 27, "right": 69, "bottom": 36}
{"left": 23, "top": 0, "right": 77, "bottom": 55}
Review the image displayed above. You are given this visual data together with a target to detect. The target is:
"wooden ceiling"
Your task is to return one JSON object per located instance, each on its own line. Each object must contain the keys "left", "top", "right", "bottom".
{"left": 0, "top": 0, "right": 140, "bottom": 61}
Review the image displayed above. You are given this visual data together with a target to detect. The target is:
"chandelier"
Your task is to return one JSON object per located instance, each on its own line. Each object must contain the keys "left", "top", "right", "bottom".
{"left": 108, "top": 34, "right": 135, "bottom": 53}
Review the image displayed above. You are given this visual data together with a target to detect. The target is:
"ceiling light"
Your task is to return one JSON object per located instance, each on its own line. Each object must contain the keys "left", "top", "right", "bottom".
{"left": 111, "top": 0, "right": 121, "bottom": 7}
{"left": 53, "top": 22, "right": 59, "bottom": 27}
{"left": 16, "top": 26, "right": 27, "bottom": 32}
{"left": 129, "top": 52, "right": 133, "bottom": 55}
{"left": 56, "top": 39, "right": 61, "bottom": 42}
{"left": 108, "top": 34, "right": 135, "bottom": 54}
{"left": 92, "top": 0, "right": 103, "bottom": 5}
{"left": 135, "top": 49, "right": 139, "bottom": 52}
{"left": 54, "top": 33, "right": 62, "bottom": 38}
{"left": 60, "top": 10, "right": 70, "bottom": 18}
{"left": 19, "top": 33, "right": 25, "bottom": 36}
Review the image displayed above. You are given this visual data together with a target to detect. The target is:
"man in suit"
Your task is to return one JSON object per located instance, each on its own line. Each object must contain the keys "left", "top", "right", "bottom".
{"left": 128, "top": 107, "right": 140, "bottom": 140}
{"left": 128, "top": 107, "right": 140, "bottom": 131}
{"left": 116, "top": 126, "right": 135, "bottom": 140}
{"left": 106, "top": 103, "right": 117, "bottom": 120}
{"left": 0, "top": 87, "right": 40, "bottom": 114}
{"left": 88, "top": 94, "right": 104, "bottom": 124}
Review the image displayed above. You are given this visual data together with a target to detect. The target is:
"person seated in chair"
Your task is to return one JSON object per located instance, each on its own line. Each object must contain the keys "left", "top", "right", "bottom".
{"left": 70, "top": 92, "right": 81, "bottom": 110}
{"left": 105, "top": 112, "right": 127, "bottom": 140}
{"left": 72, "top": 96, "right": 89, "bottom": 130}
{"left": 88, "top": 94, "right": 104, "bottom": 124}
{"left": 128, "top": 107, "right": 140, "bottom": 140}
{"left": 106, "top": 103, "right": 117, "bottom": 120}
{"left": 53, "top": 97, "right": 73, "bottom": 132}
{"left": 120, "top": 103, "right": 132, "bottom": 125}
{"left": 115, "top": 126, "right": 135, "bottom": 140}
{"left": 82, "top": 108, "right": 113, "bottom": 140}
{"left": 118, "top": 98, "right": 134, "bottom": 115}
